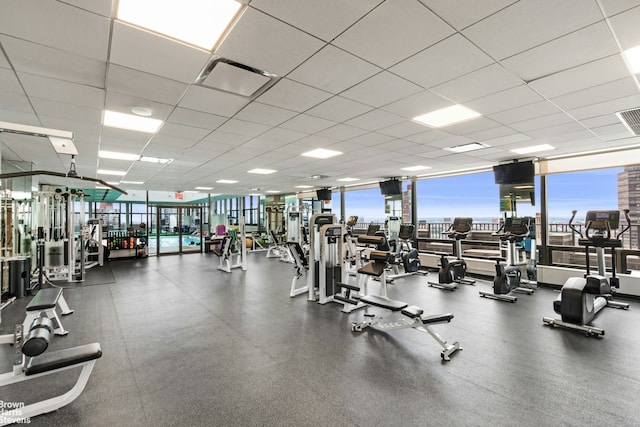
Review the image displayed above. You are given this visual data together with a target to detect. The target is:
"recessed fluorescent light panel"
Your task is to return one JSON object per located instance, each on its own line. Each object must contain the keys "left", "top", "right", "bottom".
{"left": 295, "top": 185, "right": 313, "bottom": 189}
{"left": 121, "top": 181, "right": 144, "bottom": 185}
{"left": 140, "top": 156, "right": 173, "bottom": 164}
{"left": 97, "top": 169, "right": 127, "bottom": 176}
{"left": 413, "top": 104, "right": 482, "bottom": 128}
{"left": 99, "top": 150, "right": 140, "bottom": 161}
{"left": 216, "top": 179, "right": 238, "bottom": 184}
{"left": 301, "top": 148, "right": 343, "bottom": 159}
{"left": 103, "top": 110, "right": 163, "bottom": 133}
{"left": 195, "top": 186, "right": 214, "bottom": 190}
{"left": 117, "top": 0, "right": 245, "bottom": 51}
{"left": 444, "top": 142, "right": 490, "bottom": 153}
{"left": 247, "top": 168, "right": 277, "bottom": 175}
{"left": 623, "top": 45, "right": 640, "bottom": 74}
{"left": 401, "top": 165, "right": 431, "bottom": 172}
{"left": 511, "top": 144, "right": 555, "bottom": 155}
{"left": 266, "top": 190, "right": 281, "bottom": 193}
{"left": 337, "top": 178, "right": 360, "bottom": 182}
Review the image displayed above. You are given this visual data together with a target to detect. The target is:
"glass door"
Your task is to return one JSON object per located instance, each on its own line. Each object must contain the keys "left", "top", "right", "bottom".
{"left": 154, "top": 206, "right": 204, "bottom": 255}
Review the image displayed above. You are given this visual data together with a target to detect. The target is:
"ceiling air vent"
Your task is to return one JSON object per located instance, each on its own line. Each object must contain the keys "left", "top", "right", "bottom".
{"left": 616, "top": 107, "right": 640, "bottom": 136}
{"left": 195, "top": 56, "right": 280, "bottom": 99}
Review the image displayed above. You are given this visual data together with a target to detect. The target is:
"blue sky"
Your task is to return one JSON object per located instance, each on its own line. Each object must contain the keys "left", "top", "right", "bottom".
{"left": 343, "top": 168, "right": 623, "bottom": 223}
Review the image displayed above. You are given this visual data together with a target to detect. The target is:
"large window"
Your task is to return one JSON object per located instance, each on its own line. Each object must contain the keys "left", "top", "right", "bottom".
{"left": 343, "top": 187, "right": 385, "bottom": 226}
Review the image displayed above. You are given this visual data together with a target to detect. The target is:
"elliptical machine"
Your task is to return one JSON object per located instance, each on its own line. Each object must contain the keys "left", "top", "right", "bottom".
{"left": 479, "top": 216, "right": 535, "bottom": 302}
{"left": 428, "top": 217, "right": 476, "bottom": 291}
{"left": 543, "top": 210, "right": 630, "bottom": 336}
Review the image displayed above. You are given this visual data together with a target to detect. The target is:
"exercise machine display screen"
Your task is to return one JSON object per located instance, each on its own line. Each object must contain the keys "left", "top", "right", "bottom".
{"left": 585, "top": 210, "right": 619, "bottom": 230}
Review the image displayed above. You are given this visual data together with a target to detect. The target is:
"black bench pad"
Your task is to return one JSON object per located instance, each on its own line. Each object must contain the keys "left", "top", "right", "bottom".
{"left": 25, "top": 343, "right": 102, "bottom": 376}
{"left": 360, "top": 295, "right": 407, "bottom": 311}
{"left": 336, "top": 282, "right": 360, "bottom": 291}
{"left": 420, "top": 313, "right": 454, "bottom": 324}
{"left": 401, "top": 305, "right": 424, "bottom": 318}
{"left": 26, "top": 288, "right": 63, "bottom": 311}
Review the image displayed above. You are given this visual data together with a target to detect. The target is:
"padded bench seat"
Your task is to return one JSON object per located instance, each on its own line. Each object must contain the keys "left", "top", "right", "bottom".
{"left": 26, "top": 288, "right": 63, "bottom": 311}
{"left": 25, "top": 343, "right": 102, "bottom": 376}
{"left": 359, "top": 295, "right": 407, "bottom": 311}
{"left": 420, "top": 313, "right": 454, "bottom": 324}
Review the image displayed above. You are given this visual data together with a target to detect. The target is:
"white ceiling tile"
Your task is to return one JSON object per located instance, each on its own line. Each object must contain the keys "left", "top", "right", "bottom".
{"left": 488, "top": 100, "right": 564, "bottom": 125}
{"left": 0, "top": 68, "right": 24, "bottom": 94}
{"left": 466, "top": 85, "right": 544, "bottom": 115}
{"left": 607, "top": 5, "right": 640, "bottom": 50}
{"left": 280, "top": 114, "right": 336, "bottom": 134}
{"left": 260, "top": 127, "right": 308, "bottom": 143}
{"left": 316, "top": 124, "right": 369, "bottom": 141}
{"left": 341, "top": 71, "right": 423, "bottom": 108}
{"left": 107, "top": 65, "right": 188, "bottom": 106}
{"left": 306, "top": 96, "right": 373, "bottom": 122}
{"left": 110, "top": 22, "right": 210, "bottom": 83}
{"left": 551, "top": 77, "right": 639, "bottom": 111}
{"left": 234, "top": 102, "right": 297, "bottom": 126}
{"left": 0, "top": 0, "right": 110, "bottom": 61}
{"left": 377, "top": 121, "right": 430, "bottom": 138}
{"left": 566, "top": 94, "right": 640, "bottom": 120}
{"left": 179, "top": 86, "right": 249, "bottom": 117}
{"left": 257, "top": 79, "right": 332, "bottom": 112}
{"left": 333, "top": 0, "right": 455, "bottom": 68}
{"left": 0, "top": 36, "right": 106, "bottom": 87}
{"left": 382, "top": 90, "right": 451, "bottom": 119}
{"left": 421, "top": 0, "right": 518, "bottom": 30}
{"left": 201, "top": 130, "right": 253, "bottom": 146}
{"left": 216, "top": 119, "right": 271, "bottom": 138}
{"left": 166, "top": 108, "right": 227, "bottom": 130}
{"left": 157, "top": 123, "right": 211, "bottom": 141}
{"left": 250, "top": 0, "right": 382, "bottom": 42}
{"left": 463, "top": 0, "right": 603, "bottom": 60}
{"left": 528, "top": 55, "right": 632, "bottom": 98}
{"left": 215, "top": 8, "right": 325, "bottom": 76}
{"left": 391, "top": 34, "right": 495, "bottom": 89}
{"left": 520, "top": 121, "right": 586, "bottom": 139}
{"left": 431, "top": 63, "right": 523, "bottom": 103}
{"left": 288, "top": 45, "right": 380, "bottom": 94}
{"left": 345, "top": 110, "right": 405, "bottom": 131}
{"left": 30, "top": 97, "right": 102, "bottom": 124}
{"left": 502, "top": 22, "right": 620, "bottom": 82}
{"left": 19, "top": 73, "right": 105, "bottom": 109}
{"left": 104, "top": 92, "right": 174, "bottom": 121}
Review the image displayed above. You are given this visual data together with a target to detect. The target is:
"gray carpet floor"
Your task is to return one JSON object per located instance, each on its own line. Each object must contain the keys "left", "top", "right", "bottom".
{"left": 1, "top": 253, "right": 639, "bottom": 426}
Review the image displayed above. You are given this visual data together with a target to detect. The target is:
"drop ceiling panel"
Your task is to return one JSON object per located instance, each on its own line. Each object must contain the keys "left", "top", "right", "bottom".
{"left": 215, "top": 8, "right": 325, "bottom": 76}
{"left": 607, "top": 5, "right": 640, "bottom": 49}
{"left": 377, "top": 121, "right": 432, "bottom": 138}
{"left": 316, "top": 124, "right": 369, "bottom": 141}
{"left": 288, "top": 45, "right": 380, "bottom": 94}
{"left": 260, "top": 127, "right": 307, "bottom": 143}
{"left": 156, "top": 123, "right": 211, "bottom": 141}
{"left": 466, "top": 85, "right": 544, "bottom": 116}
{"left": 19, "top": 73, "right": 105, "bottom": 109}
{"left": 488, "top": 100, "right": 563, "bottom": 125}
{"left": 391, "top": 34, "right": 494, "bottom": 89}
{"left": 233, "top": 102, "right": 297, "bottom": 126}
{"left": 340, "top": 71, "right": 423, "bottom": 108}
{"left": 179, "top": 86, "right": 249, "bottom": 117}
{"left": 566, "top": 94, "right": 640, "bottom": 121}
{"left": 421, "top": 0, "right": 518, "bottom": 30}
{"left": 344, "top": 109, "right": 405, "bottom": 131}
{"left": 110, "top": 22, "right": 210, "bottom": 83}
{"left": 550, "top": 77, "right": 639, "bottom": 111}
{"left": 333, "top": 0, "right": 454, "bottom": 68}
{"left": 502, "top": 22, "right": 620, "bottom": 82}
{"left": 0, "top": 36, "right": 106, "bottom": 87}
{"left": 250, "top": 0, "right": 382, "bottom": 42}
{"left": 29, "top": 98, "right": 103, "bottom": 124}
{"left": 0, "top": 0, "right": 110, "bottom": 61}
{"left": 528, "top": 55, "right": 631, "bottom": 98}
{"left": 382, "top": 90, "right": 452, "bottom": 119}
{"left": 280, "top": 114, "right": 335, "bottom": 134}
{"left": 462, "top": 0, "right": 603, "bottom": 60}
{"left": 306, "top": 96, "right": 373, "bottom": 123}
{"left": 107, "top": 65, "right": 188, "bottom": 106}
{"left": 0, "top": 68, "right": 24, "bottom": 94}
{"left": 166, "top": 108, "right": 227, "bottom": 131}
{"left": 431, "top": 63, "right": 524, "bottom": 103}
{"left": 256, "top": 79, "right": 332, "bottom": 112}
{"left": 216, "top": 119, "right": 271, "bottom": 138}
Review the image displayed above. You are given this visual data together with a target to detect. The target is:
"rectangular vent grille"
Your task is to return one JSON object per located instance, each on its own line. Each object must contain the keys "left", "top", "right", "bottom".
{"left": 616, "top": 108, "right": 640, "bottom": 136}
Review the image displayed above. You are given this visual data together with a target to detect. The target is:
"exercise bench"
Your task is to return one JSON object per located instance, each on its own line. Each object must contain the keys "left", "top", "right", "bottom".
{"left": 352, "top": 294, "right": 461, "bottom": 361}
{"left": 0, "top": 315, "right": 101, "bottom": 425}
